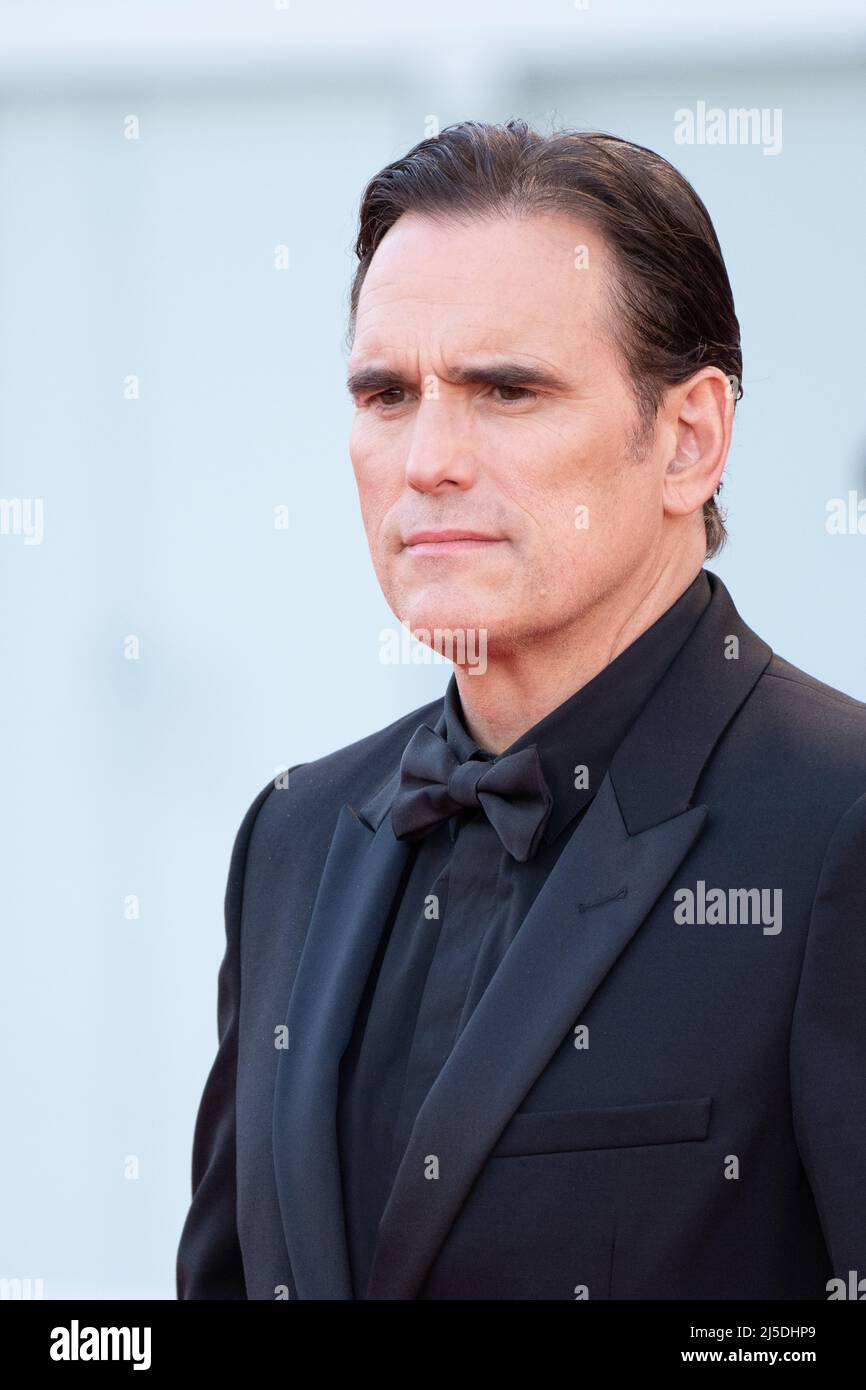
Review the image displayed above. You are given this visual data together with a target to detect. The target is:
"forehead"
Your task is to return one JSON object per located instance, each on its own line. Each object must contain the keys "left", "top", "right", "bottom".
{"left": 351, "top": 210, "right": 610, "bottom": 357}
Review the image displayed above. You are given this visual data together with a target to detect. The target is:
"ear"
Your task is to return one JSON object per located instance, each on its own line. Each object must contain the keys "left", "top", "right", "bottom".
{"left": 661, "top": 368, "right": 734, "bottom": 522}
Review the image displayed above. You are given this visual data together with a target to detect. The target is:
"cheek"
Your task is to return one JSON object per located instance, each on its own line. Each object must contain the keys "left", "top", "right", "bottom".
{"left": 514, "top": 446, "right": 611, "bottom": 541}
{"left": 350, "top": 415, "right": 405, "bottom": 488}
{"left": 350, "top": 451, "right": 396, "bottom": 539}
{"left": 348, "top": 422, "right": 374, "bottom": 493}
{"left": 512, "top": 447, "right": 644, "bottom": 568}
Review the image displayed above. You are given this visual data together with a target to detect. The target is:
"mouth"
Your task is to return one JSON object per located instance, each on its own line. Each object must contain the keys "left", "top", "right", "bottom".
{"left": 403, "top": 529, "right": 504, "bottom": 555}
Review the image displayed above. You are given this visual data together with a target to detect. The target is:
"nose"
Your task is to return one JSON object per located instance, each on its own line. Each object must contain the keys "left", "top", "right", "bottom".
{"left": 404, "top": 397, "right": 477, "bottom": 493}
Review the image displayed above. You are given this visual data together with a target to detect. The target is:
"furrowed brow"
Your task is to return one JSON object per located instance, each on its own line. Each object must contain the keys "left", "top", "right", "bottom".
{"left": 448, "top": 360, "right": 571, "bottom": 392}
{"left": 346, "top": 359, "right": 570, "bottom": 397}
{"left": 345, "top": 364, "right": 411, "bottom": 397}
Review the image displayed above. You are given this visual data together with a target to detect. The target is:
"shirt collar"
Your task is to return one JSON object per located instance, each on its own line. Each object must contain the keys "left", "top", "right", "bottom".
{"left": 442, "top": 566, "right": 713, "bottom": 847}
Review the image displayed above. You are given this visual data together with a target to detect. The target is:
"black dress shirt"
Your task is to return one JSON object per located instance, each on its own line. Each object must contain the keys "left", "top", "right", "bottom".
{"left": 337, "top": 567, "right": 712, "bottom": 1297}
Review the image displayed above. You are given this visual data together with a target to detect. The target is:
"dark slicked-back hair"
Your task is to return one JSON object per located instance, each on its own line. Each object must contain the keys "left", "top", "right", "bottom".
{"left": 348, "top": 118, "right": 742, "bottom": 558}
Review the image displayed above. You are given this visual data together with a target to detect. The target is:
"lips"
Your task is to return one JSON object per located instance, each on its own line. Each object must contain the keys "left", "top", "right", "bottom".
{"left": 403, "top": 530, "right": 504, "bottom": 556}
{"left": 403, "top": 529, "right": 501, "bottom": 545}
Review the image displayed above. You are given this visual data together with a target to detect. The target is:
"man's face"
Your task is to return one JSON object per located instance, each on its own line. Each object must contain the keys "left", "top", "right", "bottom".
{"left": 347, "top": 211, "right": 670, "bottom": 655}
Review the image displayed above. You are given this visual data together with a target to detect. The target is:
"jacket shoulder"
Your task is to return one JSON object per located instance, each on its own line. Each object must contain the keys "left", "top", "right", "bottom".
{"left": 297, "top": 692, "right": 443, "bottom": 785}
{"left": 745, "top": 651, "right": 866, "bottom": 797}
{"left": 249, "top": 691, "right": 445, "bottom": 844}
{"left": 761, "top": 652, "right": 866, "bottom": 716}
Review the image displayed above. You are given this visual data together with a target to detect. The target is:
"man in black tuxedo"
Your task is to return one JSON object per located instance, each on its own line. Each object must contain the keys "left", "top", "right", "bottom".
{"left": 176, "top": 121, "right": 866, "bottom": 1300}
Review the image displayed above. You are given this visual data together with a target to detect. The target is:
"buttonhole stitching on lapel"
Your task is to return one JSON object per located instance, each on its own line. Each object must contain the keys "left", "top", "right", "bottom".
{"left": 578, "top": 886, "right": 628, "bottom": 913}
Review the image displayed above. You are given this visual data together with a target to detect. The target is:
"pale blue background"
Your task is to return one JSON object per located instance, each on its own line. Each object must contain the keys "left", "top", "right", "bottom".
{"left": 0, "top": 0, "right": 863, "bottom": 1298}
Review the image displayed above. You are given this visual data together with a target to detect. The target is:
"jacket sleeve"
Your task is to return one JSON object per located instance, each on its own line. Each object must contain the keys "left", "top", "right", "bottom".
{"left": 175, "top": 774, "right": 283, "bottom": 1299}
{"left": 790, "top": 788, "right": 866, "bottom": 1283}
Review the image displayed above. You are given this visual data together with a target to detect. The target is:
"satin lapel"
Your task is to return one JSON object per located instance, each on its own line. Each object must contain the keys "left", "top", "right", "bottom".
{"left": 272, "top": 793, "right": 412, "bottom": 1299}
{"left": 364, "top": 771, "right": 707, "bottom": 1299}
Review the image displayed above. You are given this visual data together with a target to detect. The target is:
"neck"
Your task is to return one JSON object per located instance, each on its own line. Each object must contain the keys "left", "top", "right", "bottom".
{"left": 453, "top": 555, "right": 705, "bottom": 754}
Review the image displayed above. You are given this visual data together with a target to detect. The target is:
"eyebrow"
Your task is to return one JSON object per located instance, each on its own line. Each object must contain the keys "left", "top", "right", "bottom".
{"left": 345, "top": 358, "right": 572, "bottom": 398}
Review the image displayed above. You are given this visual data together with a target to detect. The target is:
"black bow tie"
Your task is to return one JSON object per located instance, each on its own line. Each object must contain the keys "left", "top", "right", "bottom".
{"left": 390, "top": 722, "right": 554, "bottom": 863}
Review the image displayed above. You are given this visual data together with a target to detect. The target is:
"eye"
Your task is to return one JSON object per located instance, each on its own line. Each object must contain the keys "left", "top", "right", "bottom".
{"left": 369, "top": 387, "right": 410, "bottom": 409}
{"left": 492, "top": 384, "right": 537, "bottom": 404}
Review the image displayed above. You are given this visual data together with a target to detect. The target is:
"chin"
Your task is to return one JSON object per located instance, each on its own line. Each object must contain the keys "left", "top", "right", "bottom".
{"left": 400, "top": 586, "right": 489, "bottom": 631}
{"left": 398, "top": 590, "right": 525, "bottom": 663}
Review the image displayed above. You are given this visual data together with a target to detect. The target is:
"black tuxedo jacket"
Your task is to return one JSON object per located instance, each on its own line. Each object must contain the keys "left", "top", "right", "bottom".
{"left": 176, "top": 571, "right": 866, "bottom": 1299}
